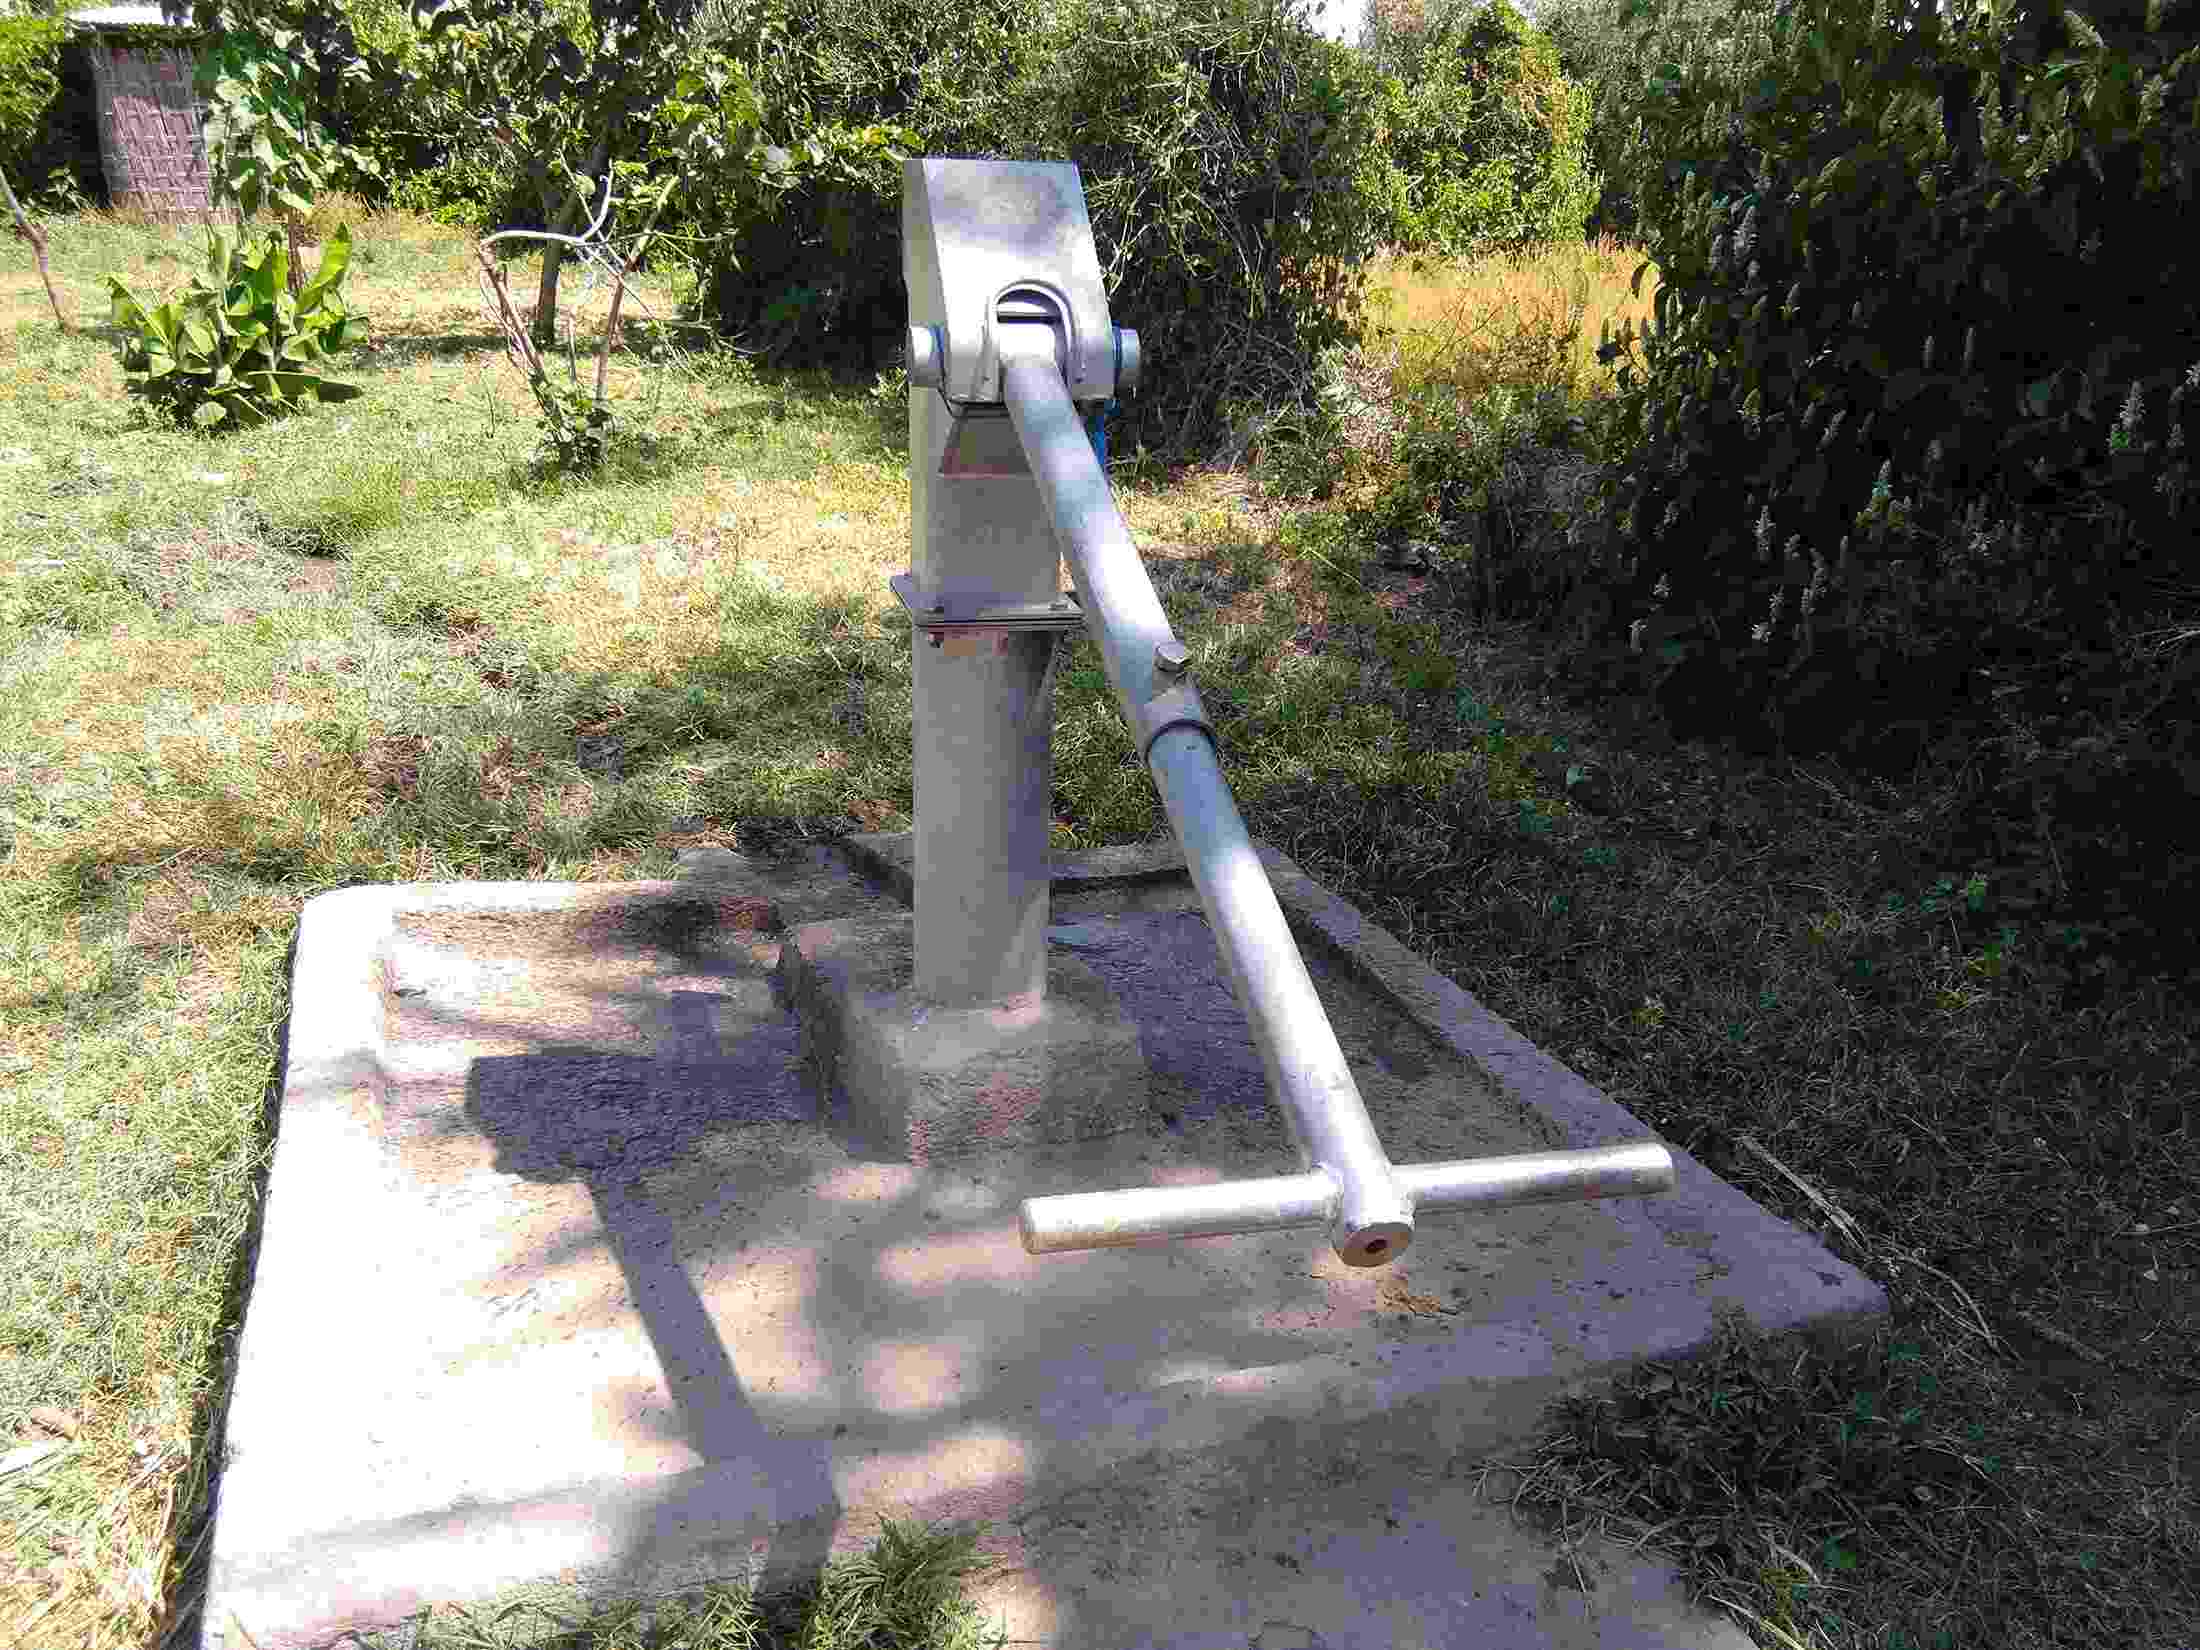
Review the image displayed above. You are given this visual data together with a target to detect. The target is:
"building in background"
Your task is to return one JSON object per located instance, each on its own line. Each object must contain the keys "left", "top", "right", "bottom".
{"left": 68, "top": 2, "right": 216, "bottom": 220}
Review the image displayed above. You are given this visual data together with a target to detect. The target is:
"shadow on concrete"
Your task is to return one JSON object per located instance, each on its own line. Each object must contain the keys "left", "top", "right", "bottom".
{"left": 449, "top": 891, "right": 850, "bottom": 1608}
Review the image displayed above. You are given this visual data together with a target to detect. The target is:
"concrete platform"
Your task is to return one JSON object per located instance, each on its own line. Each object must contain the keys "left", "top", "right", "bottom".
{"left": 198, "top": 836, "right": 1884, "bottom": 1650}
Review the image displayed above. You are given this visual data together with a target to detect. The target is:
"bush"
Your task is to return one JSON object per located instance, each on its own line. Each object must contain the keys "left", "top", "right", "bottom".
{"left": 1025, "top": 0, "right": 1393, "bottom": 458}
{"left": 105, "top": 224, "right": 364, "bottom": 429}
{"left": 1516, "top": 0, "right": 2200, "bottom": 976}
{"left": 1527, "top": 0, "right": 1787, "bottom": 246}
{"left": 696, "top": 0, "right": 1395, "bottom": 461}
{"left": 0, "top": 11, "right": 65, "bottom": 191}
{"left": 1364, "top": 0, "right": 1601, "bottom": 262}
{"left": 693, "top": 0, "right": 1037, "bottom": 368}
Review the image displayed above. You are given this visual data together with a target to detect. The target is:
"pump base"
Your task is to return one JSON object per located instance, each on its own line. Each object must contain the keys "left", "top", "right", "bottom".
{"left": 778, "top": 912, "right": 1155, "bottom": 1163}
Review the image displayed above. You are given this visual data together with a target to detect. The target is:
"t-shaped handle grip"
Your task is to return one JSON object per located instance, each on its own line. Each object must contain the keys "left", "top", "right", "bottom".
{"left": 1020, "top": 1142, "right": 1676, "bottom": 1259}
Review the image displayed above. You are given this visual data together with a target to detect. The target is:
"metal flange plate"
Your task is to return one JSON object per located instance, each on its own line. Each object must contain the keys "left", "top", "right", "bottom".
{"left": 889, "top": 573, "right": 1087, "bottom": 632}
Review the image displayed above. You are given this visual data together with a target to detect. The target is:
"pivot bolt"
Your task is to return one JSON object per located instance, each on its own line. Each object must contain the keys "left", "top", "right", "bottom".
{"left": 1154, "top": 640, "right": 1191, "bottom": 676}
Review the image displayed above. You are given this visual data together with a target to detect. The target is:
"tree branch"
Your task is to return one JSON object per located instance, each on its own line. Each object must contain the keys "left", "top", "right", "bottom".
{"left": 1, "top": 169, "right": 71, "bottom": 333}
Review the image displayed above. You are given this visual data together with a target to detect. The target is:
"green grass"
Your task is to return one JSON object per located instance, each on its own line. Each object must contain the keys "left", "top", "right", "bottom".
{"left": 353, "top": 1518, "right": 1011, "bottom": 1650}
{"left": 3, "top": 202, "right": 2195, "bottom": 1650}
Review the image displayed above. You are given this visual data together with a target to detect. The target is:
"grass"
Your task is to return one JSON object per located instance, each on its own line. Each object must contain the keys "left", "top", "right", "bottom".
{"left": 352, "top": 1518, "right": 1012, "bottom": 1650}
{"left": 1, "top": 201, "right": 2194, "bottom": 1650}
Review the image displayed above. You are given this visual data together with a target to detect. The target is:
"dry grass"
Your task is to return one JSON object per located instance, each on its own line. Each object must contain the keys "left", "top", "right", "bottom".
{"left": 1364, "top": 230, "right": 1665, "bottom": 407}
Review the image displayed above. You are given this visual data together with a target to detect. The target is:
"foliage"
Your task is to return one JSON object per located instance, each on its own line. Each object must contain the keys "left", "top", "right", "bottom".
{"left": 528, "top": 372, "right": 616, "bottom": 471}
{"left": 0, "top": 10, "right": 62, "bottom": 189}
{"left": 476, "top": 184, "right": 670, "bottom": 474}
{"left": 693, "top": 0, "right": 1393, "bottom": 460}
{"left": 409, "top": 0, "right": 746, "bottom": 344}
{"left": 198, "top": 29, "right": 378, "bottom": 229}
{"left": 696, "top": 119, "right": 922, "bottom": 368}
{"left": 103, "top": 223, "right": 363, "bottom": 429}
{"left": 1505, "top": 0, "right": 2200, "bottom": 972}
{"left": 1364, "top": 0, "right": 1602, "bottom": 260}
{"left": 1029, "top": 0, "right": 1397, "bottom": 459}
{"left": 692, "top": 0, "right": 1032, "bottom": 368}
{"left": 1524, "top": 0, "right": 1792, "bottom": 243}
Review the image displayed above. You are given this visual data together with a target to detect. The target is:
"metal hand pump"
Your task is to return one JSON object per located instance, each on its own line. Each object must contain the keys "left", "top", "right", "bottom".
{"left": 899, "top": 157, "right": 1673, "bottom": 1269}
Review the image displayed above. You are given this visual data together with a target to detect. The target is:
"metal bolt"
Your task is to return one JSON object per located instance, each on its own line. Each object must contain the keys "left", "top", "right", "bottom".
{"left": 1154, "top": 640, "right": 1191, "bottom": 676}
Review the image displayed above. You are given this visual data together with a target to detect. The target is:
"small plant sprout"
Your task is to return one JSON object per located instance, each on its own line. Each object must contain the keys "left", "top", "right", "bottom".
{"left": 2110, "top": 382, "right": 2145, "bottom": 454}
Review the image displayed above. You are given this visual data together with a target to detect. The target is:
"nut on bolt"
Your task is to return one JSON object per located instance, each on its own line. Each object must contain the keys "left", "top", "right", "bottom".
{"left": 1154, "top": 640, "right": 1191, "bottom": 676}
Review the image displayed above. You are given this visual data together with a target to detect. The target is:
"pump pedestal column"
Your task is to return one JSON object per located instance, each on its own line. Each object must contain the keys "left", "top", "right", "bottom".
{"left": 778, "top": 158, "right": 1155, "bottom": 1164}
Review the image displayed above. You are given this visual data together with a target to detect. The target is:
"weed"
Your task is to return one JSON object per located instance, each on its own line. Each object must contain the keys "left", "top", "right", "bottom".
{"left": 372, "top": 1517, "right": 1010, "bottom": 1649}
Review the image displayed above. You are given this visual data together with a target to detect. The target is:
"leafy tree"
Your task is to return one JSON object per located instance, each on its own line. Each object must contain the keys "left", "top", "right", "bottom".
{"left": 1511, "top": 0, "right": 1808, "bottom": 239}
{"left": 692, "top": 0, "right": 1036, "bottom": 366}
{"left": 410, "top": 0, "right": 729, "bottom": 344}
{"left": 0, "top": 11, "right": 68, "bottom": 327}
{"left": 1012, "top": 0, "right": 1398, "bottom": 456}
{"left": 0, "top": 10, "right": 64, "bottom": 190}
{"left": 196, "top": 28, "right": 375, "bottom": 292}
{"left": 183, "top": 0, "right": 746, "bottom": 344}
{"left": 1365, "top": 0, "right": 1601, "bottom": 259}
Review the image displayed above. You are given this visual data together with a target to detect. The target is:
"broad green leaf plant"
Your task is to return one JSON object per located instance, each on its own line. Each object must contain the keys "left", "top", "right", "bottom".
{"left": 104, "top": 224, "right": 364, "bottom": 429}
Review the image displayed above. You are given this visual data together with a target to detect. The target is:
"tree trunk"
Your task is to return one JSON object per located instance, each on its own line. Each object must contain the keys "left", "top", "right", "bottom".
{"left": 531, "top": 236, "right": 568, "bottom": 349}
{"left": 284, "top": 210, "right": 306, "bottom": 298}
{"left": 1, "top": 169, "right": 70, "bottom": 332}
{"left": 529, "top": 134, "right": 614, "bottom": 348}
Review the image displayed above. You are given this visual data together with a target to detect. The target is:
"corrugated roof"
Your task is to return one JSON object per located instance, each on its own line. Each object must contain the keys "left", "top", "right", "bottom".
{"left": 68, "top": 4, "right": 198, "bottom": 30}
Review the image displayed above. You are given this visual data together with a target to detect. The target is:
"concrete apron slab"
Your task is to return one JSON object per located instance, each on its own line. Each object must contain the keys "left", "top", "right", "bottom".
{"left": 201, "top": 838, "right": 1883, "bottom": 1650}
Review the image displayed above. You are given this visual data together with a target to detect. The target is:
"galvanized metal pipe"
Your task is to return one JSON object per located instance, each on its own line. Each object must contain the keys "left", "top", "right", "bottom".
{"left": 1003, "top": 346, "right": 1415, "bottom": 1266}
{"left": 1020, "top": 1141, "right": 1676, "bottom": 1254}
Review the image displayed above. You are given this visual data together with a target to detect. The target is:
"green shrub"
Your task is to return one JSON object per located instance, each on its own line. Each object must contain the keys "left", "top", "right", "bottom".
{"left": 104, "top": 224, "right": 364, "bottom": 429}
{"left": 1548, "top": 0, "right": 2199, "bottom": 730}
{"left": 198, "top": 29, "right": 378, "bottom": 226}
{"left": 684, "top": 0, "right": 1029, "bottom": 367}
{"left": 1526, "top": 0, "right": 1787, "bottom": 246}
{"left": 1028, "top": 0, "right": 1393, "bottom": 458}
{"left": 381, "top": 148, "right": 528, "bottom": 228}
{"left": 696, "top": 0, "right": 1394, "bottom": 461}
{"left": 1523, "top": 0, "right": 2200, "bottom": 977}
{"left": 0, "top": 11, "right": 65, "bottom": 190}
{"left": 1365, "top": 0, "right": 1601, "bottom": 262}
